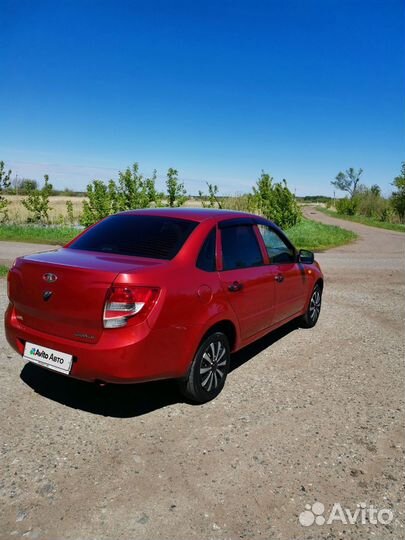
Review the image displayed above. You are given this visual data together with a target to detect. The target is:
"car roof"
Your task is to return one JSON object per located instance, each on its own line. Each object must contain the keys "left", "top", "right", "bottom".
{"left": 119, "top": 207, "right": 260, "bottom": 223}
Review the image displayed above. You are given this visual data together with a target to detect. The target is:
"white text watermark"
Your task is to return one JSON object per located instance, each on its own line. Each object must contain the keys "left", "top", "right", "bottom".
{"left": 299, "top": 502, "right": 393, "bottom": 527}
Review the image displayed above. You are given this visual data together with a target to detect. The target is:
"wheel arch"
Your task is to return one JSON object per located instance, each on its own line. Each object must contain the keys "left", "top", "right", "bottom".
{"left": 200, "top": 319, "right": 238, "bottom": 352}
{"left": 315, "top": 277, "right": 324, "bottom": 291}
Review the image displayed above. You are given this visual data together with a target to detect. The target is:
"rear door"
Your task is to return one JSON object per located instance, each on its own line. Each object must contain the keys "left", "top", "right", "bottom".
{"left": 256, "top": 224, "right": 308, "bottom": 323}
{"left": 218, "top": 220, "right": 276, "bottom": 340}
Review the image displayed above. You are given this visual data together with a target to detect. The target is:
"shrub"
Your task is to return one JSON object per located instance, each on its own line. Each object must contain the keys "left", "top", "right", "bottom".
{"left": 65, "top": 200, "right": 75, "bottom": 225}
{"left": 252, "top": 172, "right": 301, "bottom": 229}
{"left": 198, "top": 183, "right": 222, "bottom": 209}
{"left": 335, "top": 197, "right": 358, "bottom": 215}
{"left": 391, "top": 163, "right": 405, "bottom": 223}
{"left": 22, "top": 174, "right": 53, "bottom": 223}
{"left": 0, "top": 160, "right": 11, "bottom": 221}
{"left": 355, "top": 189, "right": 388, "bottom": 219}
{"left": 379, "top": 207, "right": 394, "bottom": 223}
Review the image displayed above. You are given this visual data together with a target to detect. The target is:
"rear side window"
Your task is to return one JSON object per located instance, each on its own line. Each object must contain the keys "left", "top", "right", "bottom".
{"left": 69, "top": 215, "right": 198, "bottom": 260}
{"left": 221, "top": 225, "right": 263, "bottom": 270}
{"left": 196, "top": 228, "right": 216, "bottom": 272}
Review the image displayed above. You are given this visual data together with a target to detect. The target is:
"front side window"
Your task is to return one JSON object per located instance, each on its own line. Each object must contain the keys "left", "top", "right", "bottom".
{"left": 221, "top": 225, "right": 263, "bottom": 270}
{"left": 69, "top": 215, "right": 198, "bottom": 260}
{"left": 257, "top": 225, "right": 295, "bottom": 264}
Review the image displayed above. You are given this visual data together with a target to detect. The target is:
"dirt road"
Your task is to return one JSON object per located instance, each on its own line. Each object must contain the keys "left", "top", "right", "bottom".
{"left": 0, "top": 242, "right": 58, "bottom": 266}
{"left": 0, "top": 209, "right": 404, "bottom": 539}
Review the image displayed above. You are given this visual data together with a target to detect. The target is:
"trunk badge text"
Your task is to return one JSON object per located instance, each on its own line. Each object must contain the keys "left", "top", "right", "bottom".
{"left": 43, "top": 273, "right": 58, "bottom": 283}
{"left": 43, "top": 291, "right": 53, "bottom": 301}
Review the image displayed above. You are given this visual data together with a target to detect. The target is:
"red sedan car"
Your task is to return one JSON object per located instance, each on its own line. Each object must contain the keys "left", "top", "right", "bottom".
{"left": 5, "top": 209, "right": 323, "bottom": 403}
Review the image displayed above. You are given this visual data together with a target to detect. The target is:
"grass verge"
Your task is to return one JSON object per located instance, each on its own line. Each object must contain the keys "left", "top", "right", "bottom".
{"left": 285, "top": 218, "right": 357, "bottom": 251}
{"left": 0, "top": 225, "right": 80, "bottom": 245}
{"left": 317, "top": 207, "right": 405, "bottom": 233}
{"left": 0, "top": 218, "right": 356, "bottom": 253}
{"left": 0, "top": 264, "right": 9, "bottom": 277}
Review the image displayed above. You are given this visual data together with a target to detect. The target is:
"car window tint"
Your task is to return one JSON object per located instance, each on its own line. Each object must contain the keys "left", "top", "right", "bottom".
{"left": 257, "top": 225, "right": 295, "bottom": 264}
{"left": 69, "top": 215, "right": 198, "bottom": 260}
{"left": 196, "top": 228, "right": 216, "bottom": 271}
{"left": 221, "top": 225, "right": 263, "bottom": 270}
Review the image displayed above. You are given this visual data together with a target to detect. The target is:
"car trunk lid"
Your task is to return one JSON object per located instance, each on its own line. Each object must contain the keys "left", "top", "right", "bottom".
{"left": 8, "top": 248, "right": 165, "bottom": 343}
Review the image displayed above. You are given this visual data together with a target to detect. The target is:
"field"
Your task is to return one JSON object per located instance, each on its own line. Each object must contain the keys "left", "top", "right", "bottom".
{"left": 4, "top": 195, "right": 206, "bottom": 224}
{"left": 4, "top": 195, "right": 85, "bottom": 224}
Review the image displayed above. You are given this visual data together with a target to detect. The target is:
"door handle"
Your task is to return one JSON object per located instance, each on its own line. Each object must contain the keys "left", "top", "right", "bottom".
{"left": 228, "top": 281, "right": 243, "bottom": 292}
{"left": 275, "top": 274, "right": 284, "bottom": 283}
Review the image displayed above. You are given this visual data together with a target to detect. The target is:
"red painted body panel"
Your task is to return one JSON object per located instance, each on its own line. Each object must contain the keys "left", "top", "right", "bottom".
{"left": 5, "top": 209, "right": 323, "bottom": 384}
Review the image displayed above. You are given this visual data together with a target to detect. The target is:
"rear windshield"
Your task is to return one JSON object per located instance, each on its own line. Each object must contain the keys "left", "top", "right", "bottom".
{"left": 69, "top": 214, "right": 198, "bottom": 260}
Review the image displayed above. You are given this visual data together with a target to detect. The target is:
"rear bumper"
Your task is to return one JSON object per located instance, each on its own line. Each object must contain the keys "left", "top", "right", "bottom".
{"left": 4, "top": 303, "right": 189, "bottom": 383}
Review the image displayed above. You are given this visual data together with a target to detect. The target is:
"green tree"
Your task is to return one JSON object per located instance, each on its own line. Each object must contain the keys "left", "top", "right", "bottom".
{"left": 114, "top": 163, "right": 161, "bottom": 211}
{"left": 22, "top": 174, "right": 53, "bottom": 223}
{"left": 0, "top": 160, "right": 12, "bottom": 221}
{"left": 198, "top": 182, "right": 222, "bottom": 209}
{"left": 391, "top": 162, "right": 405, "bottom": 222}
{"left": 81, "top": 180, "right": 115, "bottom": 227}
{"left": 370, "top": 184, "right": 381, "bottom": 197}
{"left": 165, "top": 168, "right": 187, "bottom": 207}
{"left": 65, "top": 200, "right": 75, "bottom": 224}
{"left": 253, "top": 171, "right": 301, "bottom": 229}
{"left": 145, "top": 171, "right": 161, "bottom": 206}
{"left": 331, "top": 168, "right": 363, "bottom": 199}
{"left": 81, "top": 163, "right": 161, "bottom": 227}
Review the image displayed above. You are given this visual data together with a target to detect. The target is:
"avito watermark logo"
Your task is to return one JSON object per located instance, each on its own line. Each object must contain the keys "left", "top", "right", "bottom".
{"left": 299, "top": 502, "right": 393, "bottom": 527}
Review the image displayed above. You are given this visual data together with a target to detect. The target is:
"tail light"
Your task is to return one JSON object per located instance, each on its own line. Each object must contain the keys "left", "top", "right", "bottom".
{"left": 103, "top": 286, "right": 160, "bottom": 328}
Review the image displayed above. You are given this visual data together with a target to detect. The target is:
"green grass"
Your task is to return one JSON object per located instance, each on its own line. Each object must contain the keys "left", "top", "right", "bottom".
{"left": 0, "top": 218, "right": 356, "bottom": 254}
{"left": 285, "top": 218, "right": 357, "bottom": 251}
{"left": 0, "top": 224, "right": 80, "bottom": 245}
{"left": 317, "top": 207, "right": 405, "bottom": 233}
{"left": 0, "top": 264, "right": 9, "bottom": 277}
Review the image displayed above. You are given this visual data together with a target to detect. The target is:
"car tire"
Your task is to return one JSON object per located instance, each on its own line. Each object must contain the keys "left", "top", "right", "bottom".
{"left": 179, "top": 332, "right": 230, "bottom": 403}
{"left": 300, "top": 283, "right": 322, "bottom": 328}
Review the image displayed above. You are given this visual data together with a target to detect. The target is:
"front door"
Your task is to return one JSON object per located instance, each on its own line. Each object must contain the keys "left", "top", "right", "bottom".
{"left": 256, "top": 224, "right": 308, "bottom": 324}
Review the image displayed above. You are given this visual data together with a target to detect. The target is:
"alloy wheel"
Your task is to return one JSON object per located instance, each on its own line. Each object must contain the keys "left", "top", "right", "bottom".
{"left": 309, "top": 287, "right": 321, "bottom": 322}
{"left": 199, "top": 340, "right": 227, "bottom": 392}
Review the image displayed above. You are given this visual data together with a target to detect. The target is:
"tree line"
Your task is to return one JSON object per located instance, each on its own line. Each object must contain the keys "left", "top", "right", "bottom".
{"left": 0, "top": 161, "right": 301, "bottom": 229}
{"left": 1, "top": 159, "right": 404, "bottom": 228}
{"left": 330, "top": 165, "right": 405, "bottom": 223}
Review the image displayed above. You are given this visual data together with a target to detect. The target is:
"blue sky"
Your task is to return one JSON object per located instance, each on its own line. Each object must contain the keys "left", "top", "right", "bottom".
{"left": 0, "top": 0, "right": 404, "bottom": 196}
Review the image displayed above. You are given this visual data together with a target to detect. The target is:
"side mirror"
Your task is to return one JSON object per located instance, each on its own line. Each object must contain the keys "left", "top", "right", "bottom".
{"left": 298, "top": 249, "right": 314, "bottom": 264}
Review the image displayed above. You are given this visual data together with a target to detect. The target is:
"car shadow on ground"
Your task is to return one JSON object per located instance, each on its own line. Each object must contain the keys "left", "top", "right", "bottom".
{"left": 229, "top": 320, "right": 299, "bottom": 373}
{"left": 20, "top": 320, "right": 300, "bottom": 418}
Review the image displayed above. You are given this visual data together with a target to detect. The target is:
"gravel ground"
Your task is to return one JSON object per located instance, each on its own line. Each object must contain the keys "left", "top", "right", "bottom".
{"left": 0, "top": 208, "right": 404, "bottom": 540}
